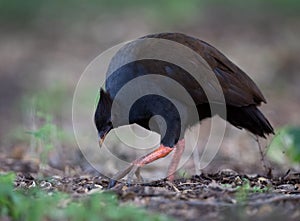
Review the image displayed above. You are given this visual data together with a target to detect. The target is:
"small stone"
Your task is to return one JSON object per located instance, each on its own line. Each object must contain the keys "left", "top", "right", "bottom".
{"left": 276, "top": 184, "right": 295, "bottom": 192}
{"left": 295, "top": 183, "right": 300, "bottom": 191}
{"left": 40, "top": 180, "right": 52, "bottom": 190}
{"left": 234, "top": 176, "right": 243, "bottom": 185}
{"left": 258, "top": 177, "right": 271, "bottom": 185}
{"left": 219, "top": 169, "right": 238, "bottom": 176}
{"left": 28, "top": 181, "right": 36, "bottom": 188}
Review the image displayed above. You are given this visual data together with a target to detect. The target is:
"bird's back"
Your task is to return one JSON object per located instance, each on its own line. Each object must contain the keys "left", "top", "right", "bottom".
{"left": 103, "top": 32, "right": 273, "bottom": 143}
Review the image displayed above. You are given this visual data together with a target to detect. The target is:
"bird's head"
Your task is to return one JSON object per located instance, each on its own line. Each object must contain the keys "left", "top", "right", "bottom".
{"left": 94, "top": 88, "right": 113, "bottom": 147}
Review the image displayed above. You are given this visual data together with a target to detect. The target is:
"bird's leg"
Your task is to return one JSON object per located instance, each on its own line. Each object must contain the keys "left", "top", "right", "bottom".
{"left": 108, "top": 145, "right": 173, "bottom": 188}
{"left": 167, "top": 139, "right": 185, "bottom": 181}
{"left": 134, "top": 167, "right": 144, "bottom": 182}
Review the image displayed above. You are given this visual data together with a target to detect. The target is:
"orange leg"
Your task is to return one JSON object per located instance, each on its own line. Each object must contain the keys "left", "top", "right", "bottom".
{"left": 108, "top": 145, "right": 173, "bottom": 188}
{"left": 133, "top": 145, "right": 173, "bottom": 166}
{"left": 167, "top": 139, "right": 185, "bottom": 181}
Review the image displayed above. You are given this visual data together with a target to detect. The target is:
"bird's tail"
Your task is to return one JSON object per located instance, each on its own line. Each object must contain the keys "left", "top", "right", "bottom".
{"left": 225, "top": 105, "right": 274, "bottom": 138}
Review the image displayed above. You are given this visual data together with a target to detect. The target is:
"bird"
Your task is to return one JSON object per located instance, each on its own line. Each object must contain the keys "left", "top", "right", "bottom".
{"left": 94, "top": 32, "right": 274, "bottom": 188}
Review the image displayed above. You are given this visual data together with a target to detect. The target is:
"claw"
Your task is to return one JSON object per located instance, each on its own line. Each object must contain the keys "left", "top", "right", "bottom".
{"left": 108, "top": 179, "right": 117, "bottom": 189}
{"left": 107, "top": 164, "right": 134, "bottom": 189}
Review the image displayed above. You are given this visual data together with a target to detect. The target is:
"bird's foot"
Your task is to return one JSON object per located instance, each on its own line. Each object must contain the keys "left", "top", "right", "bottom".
{"left": 107, "top": 163, "right": 144, "bottom": 188}
{"left": 107, "top": 145, "right": 173, "bottom": 188}
{"left": 126, "top": 165, "right": 144, "bottom": 186}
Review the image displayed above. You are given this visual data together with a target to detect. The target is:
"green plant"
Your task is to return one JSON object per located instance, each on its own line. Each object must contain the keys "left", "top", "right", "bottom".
{"left": 267, "top": 126, "right": 300, "bottom": 165}
{"left": 235, "top": 179, "right": 251, "bottom": 203}
{"left": 235, "top": 178, "right": 268, "bottom": 203}
{"left": 0, "top": 173, "right": 173, "bottom": 221}
{"left": 16, "top": 85, "right": 72, "bottom": 165}
{"left": 0, "top": 172, "right": 65, "bottom": 220}
{"left": 0, "top": 173, "right": 20, "bottom": 219}
{"left": 26, "top": 111, "right": 62, "bottom": 165}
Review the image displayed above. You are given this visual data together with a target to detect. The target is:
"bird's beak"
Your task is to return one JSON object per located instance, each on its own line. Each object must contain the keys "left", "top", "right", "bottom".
{"left": 98, "top": 135, "right": 106, "bottom": 148}
{"left": 99, "top": 138, "right": 104, "bottom": 147}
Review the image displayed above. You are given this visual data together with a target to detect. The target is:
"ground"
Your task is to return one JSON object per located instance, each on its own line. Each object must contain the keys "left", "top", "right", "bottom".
{"left": 3, "top": 156, "right": 300, "bottom": 221}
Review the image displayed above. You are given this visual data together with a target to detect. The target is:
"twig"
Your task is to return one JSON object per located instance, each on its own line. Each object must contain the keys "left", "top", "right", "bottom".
{"left": 166, "top": 181, "right": 180, "bottom": 193}
{"left": 282, "top": 169, "right": 291, "bottom": 180}
{"left": 255, "top": 136, "right": 269, "bottom": 176}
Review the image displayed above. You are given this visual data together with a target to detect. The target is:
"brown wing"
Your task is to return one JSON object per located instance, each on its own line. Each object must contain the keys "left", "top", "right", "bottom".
{"left": 143, "top": 33, "right": 266, "bottom": 107}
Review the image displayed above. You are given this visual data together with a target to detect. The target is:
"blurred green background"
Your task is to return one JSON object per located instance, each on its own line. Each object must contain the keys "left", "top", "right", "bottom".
{"left": 1, "top": 0, "right": 300, "bottom": 173}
